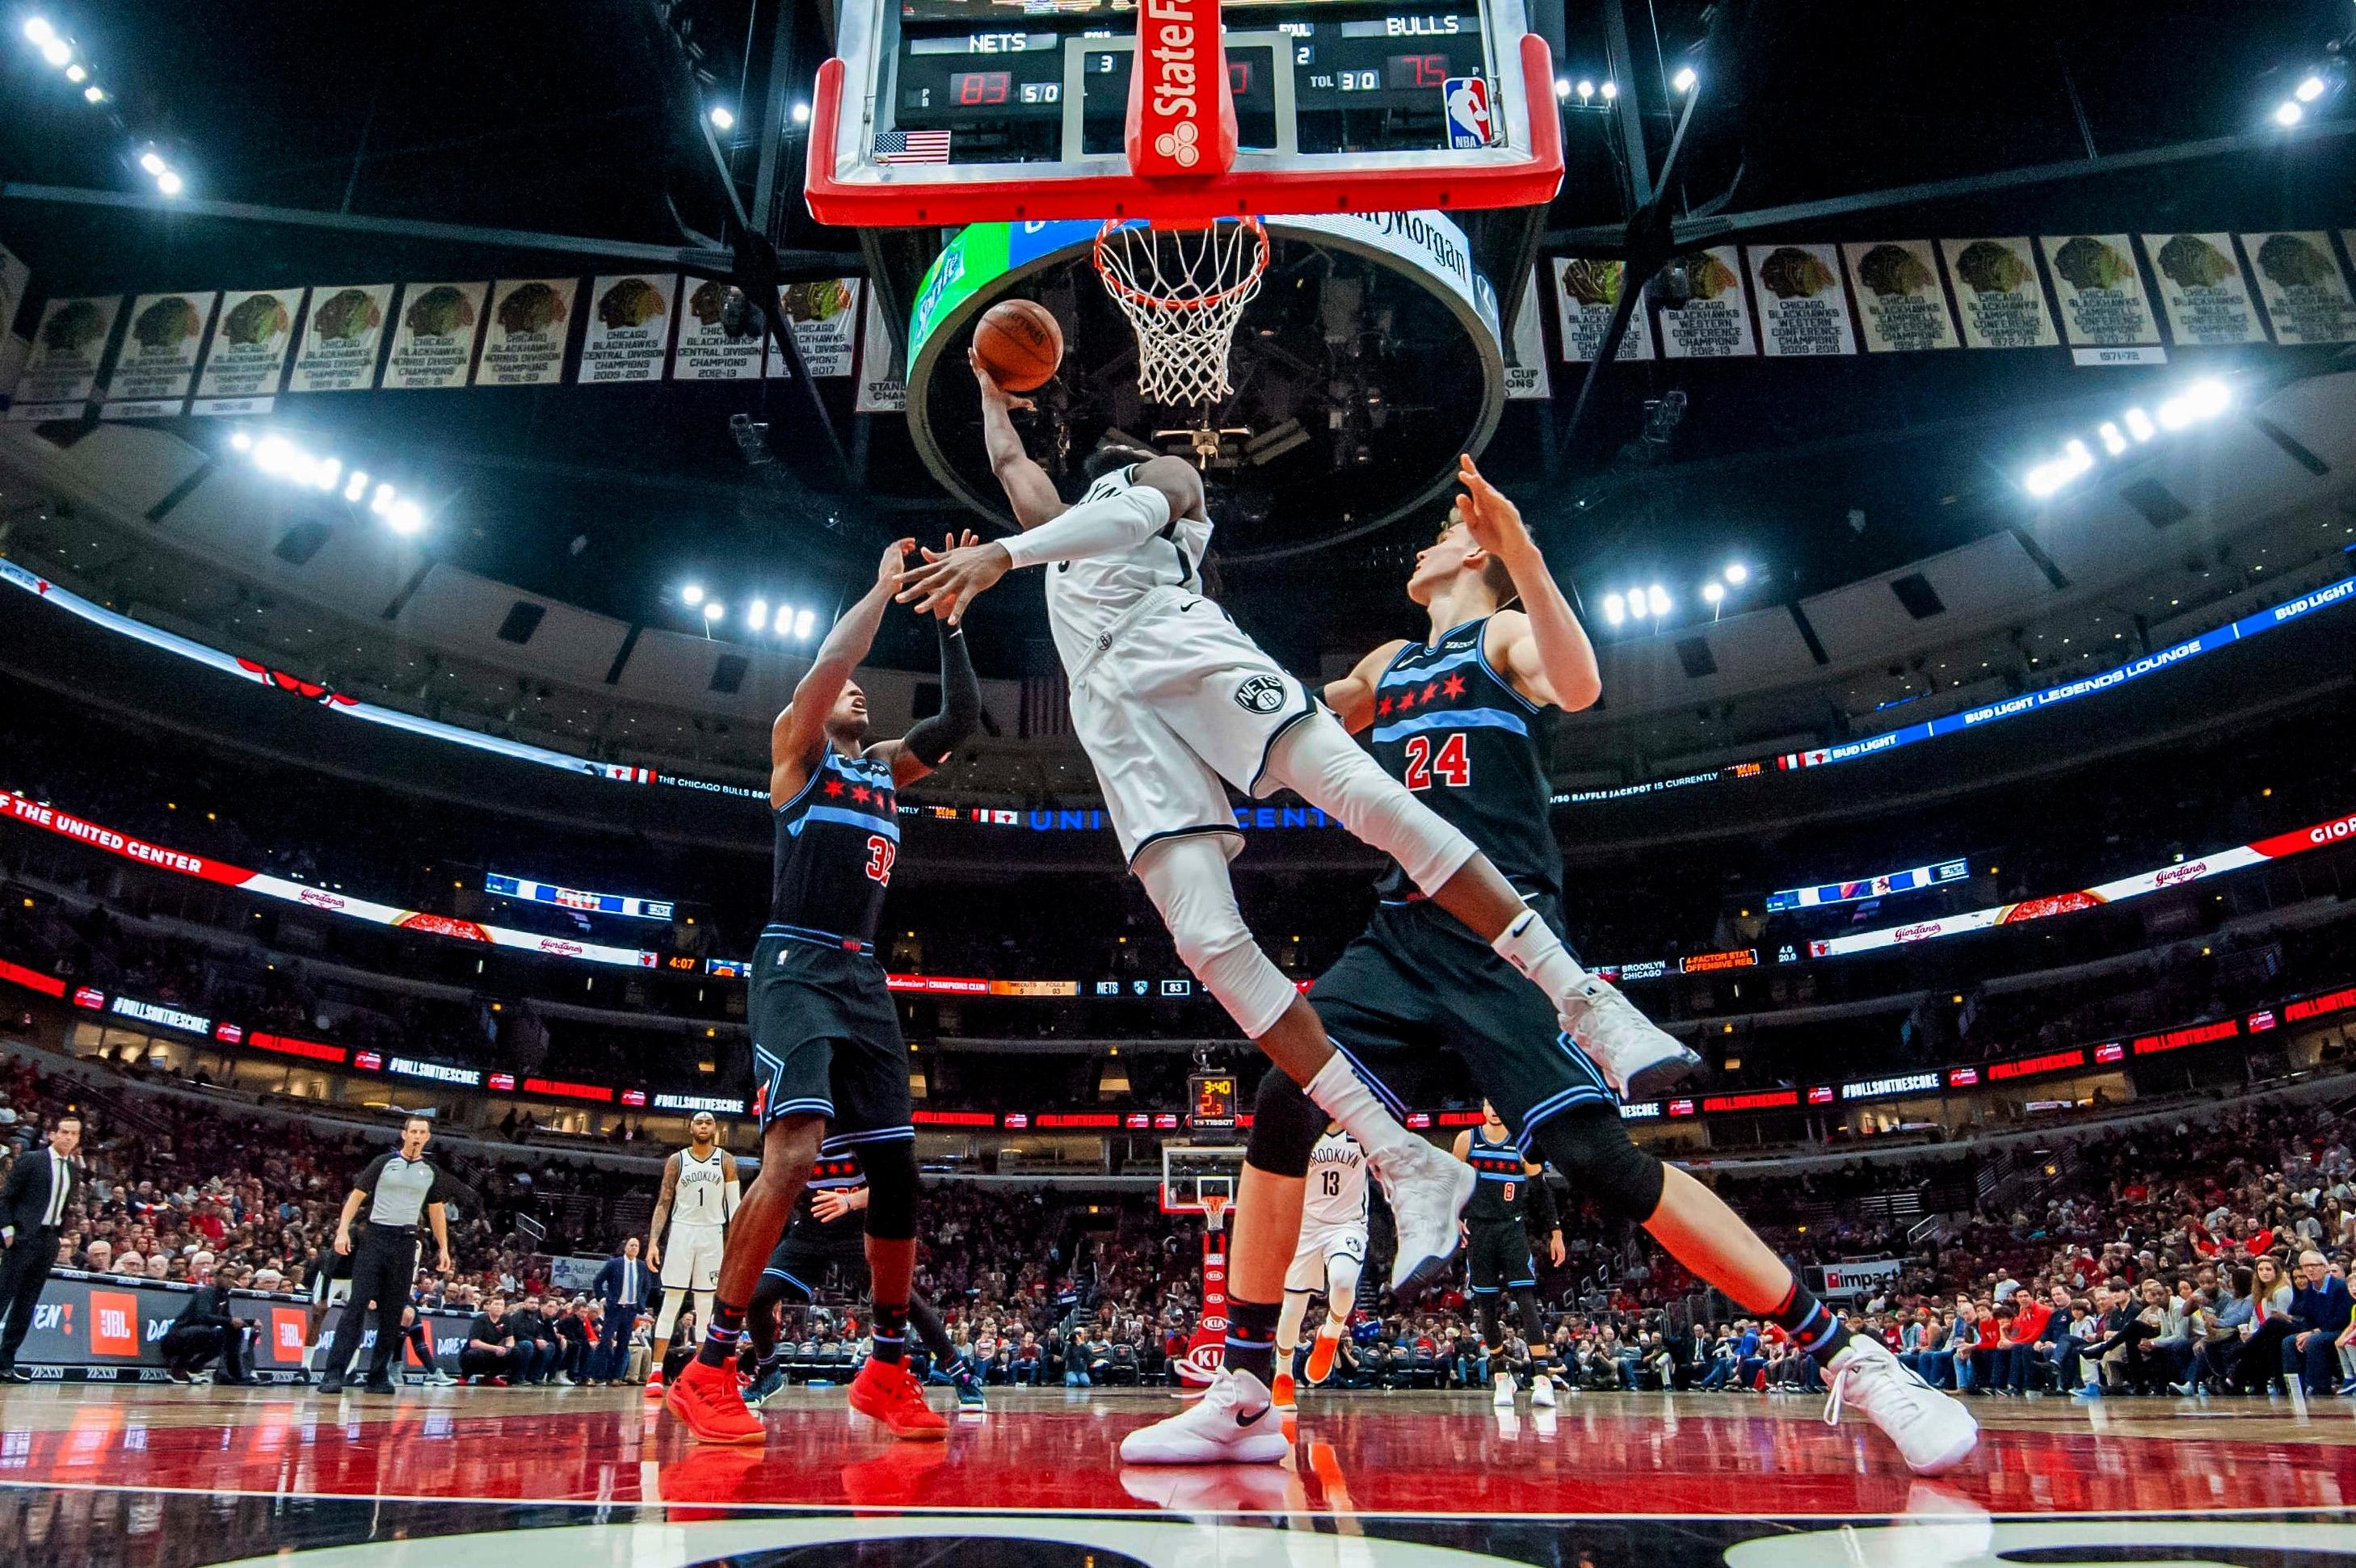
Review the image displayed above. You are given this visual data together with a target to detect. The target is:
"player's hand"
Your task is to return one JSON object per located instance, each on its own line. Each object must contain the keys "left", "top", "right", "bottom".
{"left": 646, "top": 1242, "right": 661, "bottom": 1270}
{"left": 1454, "top": 453, "right": 1538, "bottom": 572}
{"left": 896, "top": 540, "right": 1012, "bottom": 626}
{"left": 438, "top": 1250, "right": 454, "bottom": 1275}
{"left": 1549, "top": 1233, "right": 1567, "bottom": 1268}
{"left": 813, "top": 1189, "right": 855, "bottom": 1223}
{"left": 970, "top": 347, "right": 1035, "bottom": 413}
{"left": 876, "top": 536, "right": 916, "bottom": 596}
{"left": 334, "top": 1230, "right": 351, "bottom": 1256}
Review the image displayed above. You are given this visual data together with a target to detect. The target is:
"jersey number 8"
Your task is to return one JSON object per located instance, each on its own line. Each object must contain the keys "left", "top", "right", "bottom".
{"left": 864, "top": 834, "right": 898, "bottom": 885}
{"left": 1501, "top": 1180, "right": 1517, "bottom": 1203}
{"left": 1401, "top": 732, "right": 1471, "bottom": 791}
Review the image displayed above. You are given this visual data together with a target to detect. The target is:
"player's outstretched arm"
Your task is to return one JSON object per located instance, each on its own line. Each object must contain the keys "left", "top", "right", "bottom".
{"left": 1456, "top": 454, "right": 1601, "bottom": 713}
{"left": 870, "top": 533, "right": 985, "bottom": 788}
{"left": 772, "top": 538, "right": 913, "bottom": 803}
{"left": 974, "top": 350, "right": 1067, "bottom": 530}
{"left": 898, "top": 473, "right": 1180, "bottom": 624}
{"left": 1323, "top": 638, "right": 1410, "bottom": 734}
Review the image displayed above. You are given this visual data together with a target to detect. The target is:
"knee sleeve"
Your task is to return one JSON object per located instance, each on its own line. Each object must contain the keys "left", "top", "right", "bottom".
{"left": 1261, "top": 713, "right": 1477, "bottom": 894}
{"left": 1135, "top": 836, "right": 1298, "bottom": 1039}
{"left": 1277, "top": 1290, "right": 1312, "bottom": 1352}
{"left": 1245, "top": 1068, "right": 1326, "bottom": 1178}
{"left": 861, "top": 1143, "right": 919, "bottom": 1242}
{"left": 1528, "top": 1103, "right": 1666, "bottom": 1222}
{"left": 653, "top": 1290, "right": 684, "bottom": 1342}
{"left": 1326, "top": 1254, "right": 1362, "bottom": 1318}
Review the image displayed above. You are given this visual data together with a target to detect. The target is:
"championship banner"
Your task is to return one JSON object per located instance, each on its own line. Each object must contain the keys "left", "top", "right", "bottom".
{"left": 674, "top": 280, "right": 767, "bottom": 380}
{"left": 7, "top": 295, "right": 121, "bottom": 420}
{"left": 1844, "top": 242, "right": 1958, "bottom": 352}
{"left": 288, "top": 284, "right": 396, "bottom": 392}
{"left": 1551, "top": 257, "right": 1651, "bottom": 362}
{"left": 769, "top": 279, "right": 862, "bottom": 378}
{"left": 384, "top": 281, "right": 487, "bottom": 389}
{"left": 1942, "top": 238, "right": 2057, "bottom": 349}
{"left": 1748, "top": 243, "right": 1857, "bottom": 357}
{"left": 579, "top": 274, "right": 676, "bottom": 383}
{"left": 2142, "top": 234, "right": 2265, "bottom": 347}
{"left": 2241, "top": 232, "right": 2356, "bottom": 346}
{"left": 193, "top": 287, "right": 303, "bottom": 414}
{"left": 1502, "top": 269, "right": 1552, "bottom": 398}
{"left": 1765, "top": 858, "right": 1969, "bottom": 912}
{"left": 852, "top": 283, "right": 907, "bottom": 411}
{"left": 0, "top": 789, "right": 662, "bottom": 970}
{"left": 1656, "top": 247, "right": 1756, "bottom": 358}
{"left": 1809, "top": 807, "right": 2356, "bottom": 959}
{"left": 2039, "top": 234, "right": 2161, "bottom": 359}
{"left": 103, "top": 291, "right": 216, "bottom": 418}
{"left": 474, "top": 278, "right": 578, "bottom": 386}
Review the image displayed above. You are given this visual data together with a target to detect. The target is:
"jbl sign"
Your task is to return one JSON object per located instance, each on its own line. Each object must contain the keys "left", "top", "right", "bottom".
{"left": 1126, "top": 0, "right": 1238, "bottom": 182}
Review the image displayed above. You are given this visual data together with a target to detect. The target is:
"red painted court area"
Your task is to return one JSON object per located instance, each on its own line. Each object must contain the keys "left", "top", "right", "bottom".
{"left": 2, "top": 1386, "right": 2351, "bottom": 1520}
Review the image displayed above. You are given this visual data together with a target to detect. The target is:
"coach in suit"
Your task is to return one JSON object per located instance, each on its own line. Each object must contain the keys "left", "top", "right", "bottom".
{"left": 0, "top": 1113, "right": 81, "bottom": 1381}
{"left": 591, "top": 1236, "right": 651, "bottom": 1384}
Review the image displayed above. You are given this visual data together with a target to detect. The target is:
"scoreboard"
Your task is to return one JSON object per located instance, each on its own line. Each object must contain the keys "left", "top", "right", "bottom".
{"left": 1188, "top": 1070, "right": 1239, "bottom": 1131}
{"left": 886, "top": 2, "right": 1497, "bottom": 165}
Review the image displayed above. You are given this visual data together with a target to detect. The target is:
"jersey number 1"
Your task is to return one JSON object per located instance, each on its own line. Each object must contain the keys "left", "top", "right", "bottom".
{"left": 1402, "top": 732, "right": 1471, "bottom": 790}
{"left": 864, "top": 834, "right": 897, "bottom": 885}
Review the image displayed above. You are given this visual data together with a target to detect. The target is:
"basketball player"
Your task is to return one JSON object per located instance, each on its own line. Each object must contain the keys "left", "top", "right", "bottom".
{"left": 902, "top": 361, "right": 1697, "bottom": 1387}
{"left": 641, "top": 1111, "right": 739, "bottom": 1398}
{"left": 663, "top": 536, "right": 980, "bottom": 1446}
{"left": 741, "top": 1147, "right": 983, "bottom": 1413}
{"left": 1270, "top": 1124, "right": 1366, "bottom": 1410}
{"left": 1122, "top": 456, "right": 1978, "bottom": 1476}
{"left": 1457, "top": 1100, "right": 1565, "bottom": 1408}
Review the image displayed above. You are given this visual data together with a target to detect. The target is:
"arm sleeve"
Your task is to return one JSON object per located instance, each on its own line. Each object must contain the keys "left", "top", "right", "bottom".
{"left": 900, "top": 619, "right": 981, "bottom": 767}
{"left": 1526, "top": 1171, "right": 1559, "bottom": 1234}
{"left": 723, "top": 1179, "right": 743, "bottom": 1221}
{"left": 997, "top": 484, "right": 1172, "bottom": 569}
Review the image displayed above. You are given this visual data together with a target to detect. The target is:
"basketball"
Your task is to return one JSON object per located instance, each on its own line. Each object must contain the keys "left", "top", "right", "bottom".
{"left": 973, "top": 298, "right": 1064, "bottom": 392}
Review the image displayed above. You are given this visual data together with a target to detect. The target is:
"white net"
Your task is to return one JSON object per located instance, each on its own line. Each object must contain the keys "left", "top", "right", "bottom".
{"left": 1093, "top": 217, "right": 1269, "bottom": 406}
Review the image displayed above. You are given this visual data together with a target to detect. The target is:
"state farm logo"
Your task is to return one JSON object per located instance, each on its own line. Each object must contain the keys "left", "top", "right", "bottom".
{"left": 2156, "top": 861, "right": 2208, "bottom": 887}
{"left": 1130, "top": 0, "right": 1230, "bottom": 180}
{"left": 1893, "top": 923, "right": 1943, "bottom": 944}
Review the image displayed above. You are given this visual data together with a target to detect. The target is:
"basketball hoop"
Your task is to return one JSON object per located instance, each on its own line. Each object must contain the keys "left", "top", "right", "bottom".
{"left": 1199, "top": 1192, "right": 1231, "bottom": 1235}
{"left": 1093, "top": 216, "right": 1269, "bottom": 407}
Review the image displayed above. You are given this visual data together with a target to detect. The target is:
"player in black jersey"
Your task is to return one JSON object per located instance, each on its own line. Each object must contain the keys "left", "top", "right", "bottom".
{"left": 741, "top": 1150, "right": 983, "bottom": 1413}
{"left": 1130, "top": 457, "right": 1977, "bottom": 1477}
{"left": 665, "top": 536, "right": 982, "bottom": 1448}
{"left": 1455, "top": 1102, "right": 1565, "bottom": 1406}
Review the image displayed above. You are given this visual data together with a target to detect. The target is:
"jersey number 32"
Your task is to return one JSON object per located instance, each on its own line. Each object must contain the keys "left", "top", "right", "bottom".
{"left": 1401, "top": 732, "right": 1471, "bottom": 791}
{"left": 864, "top": 835, "right": 898, "bottom": 885}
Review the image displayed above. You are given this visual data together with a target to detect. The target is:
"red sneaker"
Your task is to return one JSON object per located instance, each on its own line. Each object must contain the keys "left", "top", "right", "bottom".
{"left": 642, "top": 1371, "right": 666, "bottom": 1401}
{"left": 665, "top": 1359, "right": 764, "bottom": 1444}
{"left": 848, "top": 1357, "right": 949, "bottom": 1440}
{"left": 1305, "top": 1326, "right": 1343, "bottom": 1385}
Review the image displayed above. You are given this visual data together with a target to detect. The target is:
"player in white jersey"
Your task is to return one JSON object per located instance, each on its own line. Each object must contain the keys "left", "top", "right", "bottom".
{"left": 642, "top": 1111, "right": 741, "bottom": 1395}
{"left": 896, "top": 355, "right": 1698, "bottom": 1461}
{"left": 1273, "top": 1125, "right": 1368, "bottom": 1408}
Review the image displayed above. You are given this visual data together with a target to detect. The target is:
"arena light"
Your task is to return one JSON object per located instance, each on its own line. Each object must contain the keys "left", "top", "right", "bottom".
{"left": 790, "top": 100, "right": 810, "bottom": 125}
{"left": 386, "top": 500, "right": 425, "bottom": 536}
{"left": 2098, "top": 421, "right": 2127, "bottom": 456}
{"left": 747, "top": 599, "right": 769, "bottom": 633}
{"left": 708, "top": 105, "right": 736, "bottom": 131}
{"left": 82, "top": 83, "right": 101, "bottom": 102}
{"left": 1600, "top": 79, "right": 1618, "bottom": 101}
{"left": 680, "top": 582, "right": 705, "bottom": 607}
{"left": 154, "top": 169, "right": 183, "bottom": 196}
{"left": 701, "top": 601, "right": 725, "bottom": 624}
{"left": 1672, "top": 66, "right": 1698, "bottom": 94}
{"left": 2123, "top": 407, "right": 2156, "bottom": 443}
{"left": 138, "top": 149, "right": 166, "bottom": 175}
{"left": 62, "top": 60, "right": 81, "bottom": 80}
{"left": 1555, "top": 77, "right": 1571, "bottom": 99}
{"left": 2296, "top": 74, "right": 2327, "bottom": 103}
{"left": 793, "top": 607, "right": 816, "bottom": 639}
{"left": 1702, "top": 582, "right": 1725, "bottom": 604}
{"left": 1601, "top": 591, "right": 1626, "bottom": 627}
{"left": 2274, "top": 100, "right": 2304, "bottom": 127}
{"left": 38, "top": 34, "right": 67, "bottom": 65}
{"left": 2023, "top": 380, "right": 2233, "bottom": 498}
{"left": 1576, "top": 79, "right": 1594, "bottom": 102}
{"left": 22, "top": 17, "right": 54, "bottom": 44}
{"left": 228, "top": 429, "right": 251, "bottom": 452}
{"left": 1647, "top": 584, "right": 1671, "bottom": 617}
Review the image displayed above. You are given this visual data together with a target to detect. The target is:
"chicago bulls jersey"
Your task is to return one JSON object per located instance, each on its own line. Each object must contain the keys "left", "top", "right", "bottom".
{"left": 771, "top": 748, "right": 899, "bottom": 952}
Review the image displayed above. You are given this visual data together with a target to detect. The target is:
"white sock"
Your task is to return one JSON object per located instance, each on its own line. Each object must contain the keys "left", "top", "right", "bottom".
{"left": 1304, "top": 1052, "right": 1418, "bottom": 1168}
{"left": 1491, "top": 907, "right": 1589, "bottom": 1007}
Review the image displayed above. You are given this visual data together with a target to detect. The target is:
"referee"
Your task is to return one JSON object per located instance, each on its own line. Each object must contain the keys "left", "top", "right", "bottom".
{"left": 317, "top": 1113, "right": 455, "bottom": 1395}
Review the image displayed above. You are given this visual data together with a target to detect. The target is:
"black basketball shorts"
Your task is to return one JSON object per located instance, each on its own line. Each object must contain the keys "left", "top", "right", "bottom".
{"left": 749, "top": 935, "right": 912, "bottom": 1151}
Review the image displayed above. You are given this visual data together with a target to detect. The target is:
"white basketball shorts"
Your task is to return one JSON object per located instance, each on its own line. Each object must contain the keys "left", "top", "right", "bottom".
{"left": 1067, "top": 585, "right": 1316, "bottom": 864}
{"left": 660, "top": 1222, "right": 725, "bottom": 1292}
{"left": 1284, "top": 1222, "right": 1369, "bottom": 1295}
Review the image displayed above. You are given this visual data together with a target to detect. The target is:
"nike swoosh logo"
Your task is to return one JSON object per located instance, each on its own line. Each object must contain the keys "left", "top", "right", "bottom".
{"left": 1179, "top": 600, "right": 1202, "bottom": 612}
{"left": 1235, "top": 1406, "right": 1267, "bottom": 1428}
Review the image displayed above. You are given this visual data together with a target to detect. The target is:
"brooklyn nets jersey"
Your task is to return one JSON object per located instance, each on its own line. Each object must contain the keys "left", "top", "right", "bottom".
{"left": 1369, "top": 616, "right": 1558, "bottom": 902}
{"left": 1039, "top": 465, "right": 1211, "bottom": 677}
{"left": 671, "top": 1146, "right": 730, "bottom": 1227}
{"left": 1302, "top": 1129, "right": 1369, "bottom": 1230}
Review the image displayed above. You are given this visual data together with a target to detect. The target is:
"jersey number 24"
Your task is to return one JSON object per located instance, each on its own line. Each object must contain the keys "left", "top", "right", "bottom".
{"left": 1401, "top": 732, "right": 1471, "bottom": 791}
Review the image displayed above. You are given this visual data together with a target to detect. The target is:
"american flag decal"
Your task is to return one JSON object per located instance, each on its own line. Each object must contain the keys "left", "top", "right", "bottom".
{"left": 874, "top": 129, "right": 952, "bottom": 164}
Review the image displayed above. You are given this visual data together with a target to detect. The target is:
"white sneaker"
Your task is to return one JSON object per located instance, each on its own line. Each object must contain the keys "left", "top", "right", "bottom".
{"left": 429, "top": 1368, "right": 456, "bottom": 1386}
{"left": 1824, "top": 1336, "right": 1979, "bottom": 1478}
{"left": 1529, "top": 1374, "right": 1557, "bottom": 1408}
{"left": 1118, "top": 1368, "right": 1289, "bottom": 1465}
{"left": 1559, "top": 976, "right": 1702, "bottom": 1098}
{"left": 1376, "top": 1137, "right": 1475, "bottom": 1298}
{"left": 1492, "top": 1373, "right": 1517, "bottom": 1408}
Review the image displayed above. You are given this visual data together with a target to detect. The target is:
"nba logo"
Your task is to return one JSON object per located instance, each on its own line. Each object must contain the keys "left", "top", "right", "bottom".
{"left": 1443, "top": 77, "right": 1491, "bottom": 148}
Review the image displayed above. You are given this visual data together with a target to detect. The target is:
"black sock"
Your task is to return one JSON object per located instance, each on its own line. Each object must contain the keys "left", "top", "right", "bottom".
{"left": 1223, "top": 1298, "right": 1281, "bottom": 1386}
{"left": 870, "top": 1300, "right": 910, "bottom": 1364}
{"left": 696, "top": 1302, "right": 748, "bottom": 1369}
{"left": 1773, "top": 1282, "right": 1852, "bottom": 1365}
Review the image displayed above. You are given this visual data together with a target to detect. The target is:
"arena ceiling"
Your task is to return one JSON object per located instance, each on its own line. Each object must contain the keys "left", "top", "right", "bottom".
{"left": 0, "top": 0, "right": 2351, "bottom": 679}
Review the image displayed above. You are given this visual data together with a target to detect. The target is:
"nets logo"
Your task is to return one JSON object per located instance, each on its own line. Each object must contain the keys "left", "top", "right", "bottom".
{"left": 1232, "top": 674, "right": 1286, "bottom": 714}
{"left": 89, "top": 1290, "right": 140, "bottom": 1357}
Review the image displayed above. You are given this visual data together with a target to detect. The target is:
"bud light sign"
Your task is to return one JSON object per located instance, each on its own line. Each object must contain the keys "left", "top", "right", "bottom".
{"left": 1443, "top": 76, "right": 1491, "bottom": 148}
